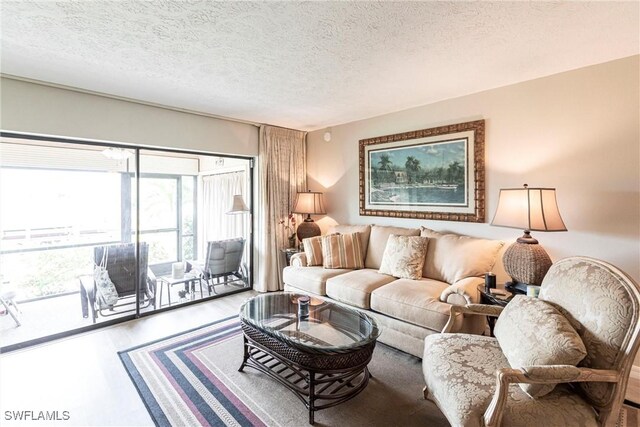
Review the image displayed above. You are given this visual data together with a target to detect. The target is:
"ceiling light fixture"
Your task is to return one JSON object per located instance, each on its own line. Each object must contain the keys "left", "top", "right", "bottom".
{"left": 102, "top": 147, "right": 133, "bottom": 160}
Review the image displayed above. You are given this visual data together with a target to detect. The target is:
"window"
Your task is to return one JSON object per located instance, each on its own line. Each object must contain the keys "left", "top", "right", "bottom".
{"left": 0, "top": 136, "right": 252, "bottom": 351}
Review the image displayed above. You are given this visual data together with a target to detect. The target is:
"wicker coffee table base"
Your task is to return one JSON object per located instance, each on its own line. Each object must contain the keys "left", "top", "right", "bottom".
{"left": 238, "top": 321, "right": 376, "bottom": 424}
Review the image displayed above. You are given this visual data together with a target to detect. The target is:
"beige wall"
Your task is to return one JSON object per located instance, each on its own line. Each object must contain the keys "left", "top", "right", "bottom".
{"left": 308, "top": 55, "right": 639, "bottom": 284}
{"left": 0, "top": 77, "right": 259, "bottom": 156}
{"left": 307, "top": 55, "right": 640, "bottom": 377}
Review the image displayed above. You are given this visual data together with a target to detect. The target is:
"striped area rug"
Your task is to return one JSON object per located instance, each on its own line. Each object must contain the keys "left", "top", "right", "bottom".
{"left": 119, "top": 317, "right": 267, "bottom": 427}
{"left": 119, "top": 316, "right": 637, "bottom": 427}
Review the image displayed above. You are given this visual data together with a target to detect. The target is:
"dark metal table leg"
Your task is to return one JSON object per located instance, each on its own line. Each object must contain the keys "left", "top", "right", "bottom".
{"left": 238, "top": 335, "right": 249, "bottom": 372}
{"left": 309, "top": 372, "right": 315, "bottom": 424}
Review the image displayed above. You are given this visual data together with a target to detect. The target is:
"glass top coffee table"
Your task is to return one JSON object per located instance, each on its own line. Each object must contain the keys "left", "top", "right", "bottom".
{"left": 239, "top": 292, "right": 380, "bottom": 424}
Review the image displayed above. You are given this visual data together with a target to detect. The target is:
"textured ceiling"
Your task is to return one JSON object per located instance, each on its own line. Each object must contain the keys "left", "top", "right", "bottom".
{"left": 1, "top": 1, "right": 638, "bottom": 131}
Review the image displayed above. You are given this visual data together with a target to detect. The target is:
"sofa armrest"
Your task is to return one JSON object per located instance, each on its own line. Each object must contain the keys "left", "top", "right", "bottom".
{"left": 442, "top": 304, "right": 504, "bottom": 333}
{"left": 484, "top": 366, "right": 619, "bottom": 427}
{"left": 290, "top": 252, "right": 307, "bottom": 267}
{"left": 440, "top": 276, "right": 484, "bottom": 305}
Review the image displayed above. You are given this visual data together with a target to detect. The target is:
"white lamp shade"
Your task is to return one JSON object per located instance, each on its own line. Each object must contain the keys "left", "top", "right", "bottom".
{"left": 292, "top": 191, "right": 326, "bottom": 215}
{"left": 491, "top": 186, "right": 567, "bottom": 232}
{"left": 227, "top": 194, "right": 249, "bottom": 214}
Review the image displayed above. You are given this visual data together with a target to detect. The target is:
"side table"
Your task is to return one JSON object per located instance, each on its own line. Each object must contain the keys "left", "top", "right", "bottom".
{"left": 157, "top": 273, "right": 204, "bottom": 308}
{"left": 281, "top": 248, "right": 302, "bottom": 267}
{"left": 477, "top": 284, "right": 515, "bottom": 337}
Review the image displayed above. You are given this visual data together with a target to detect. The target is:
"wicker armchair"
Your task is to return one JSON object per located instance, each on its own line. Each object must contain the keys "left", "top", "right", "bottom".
{"left": 422, "top": 256, "right": 640, "bottom": 427}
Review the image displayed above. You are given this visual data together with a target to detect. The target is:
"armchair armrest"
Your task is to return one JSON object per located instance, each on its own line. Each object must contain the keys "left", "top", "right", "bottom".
{"left": 290, "top": 252, "right": 307, "bottom": 267}
{"left": 484, "top": 366, "right": 619, "bottom": 427}
{"left": 440, "top": 277, "right": 484, "bottom": 305}
{"left": 442, "top": 303, "right": 504, "bottom": 333}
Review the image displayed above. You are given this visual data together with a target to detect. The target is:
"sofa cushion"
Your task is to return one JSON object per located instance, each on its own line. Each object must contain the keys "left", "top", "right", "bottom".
{"left": 494, "top": 295, "right": 587, "bottom": 398}
{"left": 326, "top": 269, "right": 397, "bottom": 309}
{"left": 379, "top": 235, "right": 429, "bottom": 280}
{"left": 322, "top": 233, "right": 364, "bottom": 269}
{"left": 328, "top": 224, "right": 371, "bottom": 260}
{"left": 420, "top": 227, "right": 504, "bottom": 283}
{"left": 365, "top": 225, "right": 420, "bottom": 270}
{"left": 282, "top": 266, "right": 351, "bottom": 295}
{"left": 302, "top": 236, "right": 323, "bottom": 266}
{"left": 423, "top": 333, "right": 597, "bottom": 427}
{"left": 370, "top": 278, "right": 451, "bottom": 332}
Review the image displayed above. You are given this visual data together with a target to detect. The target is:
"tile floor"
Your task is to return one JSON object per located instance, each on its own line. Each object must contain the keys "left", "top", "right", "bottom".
{"left": 0, "top": 290, "right": 257, "bottom": 426}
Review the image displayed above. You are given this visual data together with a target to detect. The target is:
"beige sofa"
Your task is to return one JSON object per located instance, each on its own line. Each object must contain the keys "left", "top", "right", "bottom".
{"left": 283, "top": 224, "right": 506, "bottom": 357}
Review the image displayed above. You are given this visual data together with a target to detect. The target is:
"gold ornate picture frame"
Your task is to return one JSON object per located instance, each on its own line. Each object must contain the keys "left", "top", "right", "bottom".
{"left": 359, "top": 120, "right": 485, "bottom": 223}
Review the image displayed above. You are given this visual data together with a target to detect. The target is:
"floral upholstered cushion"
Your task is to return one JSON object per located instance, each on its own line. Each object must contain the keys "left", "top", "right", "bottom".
{"left": 321, "top": 232, "right": 364, "bottom": 269}
{"left": 422, "top": 333, "right": 597, "bottom": 427}
{"left": 302, "top": 236, "right": 323, "bottom": 266}
{"left": 539, "top": 257, "right": 638, "bottom": 407}
{"left": 378, "top": 235, "right": 429, "bottom": 280}
{"left": 494, "top": 295, "right": 587, "bottom": 398}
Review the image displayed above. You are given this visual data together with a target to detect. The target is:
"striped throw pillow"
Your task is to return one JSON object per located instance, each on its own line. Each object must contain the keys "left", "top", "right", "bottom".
{"left": 322, "top": 232, "right": 364, "bottom": 269}
{"left": 302, "top": 236, "right": 324, "bottom": 266}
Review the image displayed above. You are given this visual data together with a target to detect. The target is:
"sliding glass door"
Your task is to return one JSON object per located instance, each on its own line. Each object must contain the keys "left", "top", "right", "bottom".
{"left": 0, "top": 135, "right": 253, "bottom": 351}
{"left": 0, "top": 138, "right": 139, "bottom": 349}
{"left": 139, "top": 150, "right": 252, "bottom": 312}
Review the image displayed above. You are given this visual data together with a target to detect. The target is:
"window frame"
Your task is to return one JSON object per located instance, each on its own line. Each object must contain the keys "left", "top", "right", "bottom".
{"left": 133, "top": 173, "right": 198, "bottom": 271}
{"left": 0, "top": 131, "right": 254, "bottom": 353}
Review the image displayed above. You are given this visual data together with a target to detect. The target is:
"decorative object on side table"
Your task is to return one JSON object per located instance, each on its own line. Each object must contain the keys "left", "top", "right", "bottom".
{"left": 477, "top": 284, "right": 515, "bottom": 336}
{"left": 292, "top": 190, "right": 326, "bottom": 241}
{"left": 491, "top": 184, "right": 567, "bottom": 294}
{"left": 484, "top": 272, "right": 496, "bottom": 292}
{"left": 279, "top": 213, "right": 298, "bottom": 248}
{"left": 281, "top": 247, "right": 301, "bottom": 266}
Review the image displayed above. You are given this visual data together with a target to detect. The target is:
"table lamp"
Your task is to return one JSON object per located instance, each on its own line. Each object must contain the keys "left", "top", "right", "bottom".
{"left": 491, "top": 184, "right": 567, "bottom": 293}
{"left": 292, "top": 191, "right": 326, "bottom": 241}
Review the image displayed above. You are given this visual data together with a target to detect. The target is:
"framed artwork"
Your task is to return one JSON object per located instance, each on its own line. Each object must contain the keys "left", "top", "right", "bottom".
{"left": 359, "top": 120, "right": 485, "bottom": 222}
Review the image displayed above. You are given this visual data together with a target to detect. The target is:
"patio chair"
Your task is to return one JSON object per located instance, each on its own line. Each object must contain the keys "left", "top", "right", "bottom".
{"left": 194, "top": 238, "right": 247, "bottom": 294}
{"left": 80, "top": 243, "right": 154, "bottom": 323}
{"left": 0, "top": 290, "right": 21, "bottom": 327}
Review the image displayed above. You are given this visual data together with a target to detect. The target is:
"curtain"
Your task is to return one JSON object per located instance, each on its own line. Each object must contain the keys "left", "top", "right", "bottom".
{"left": 257, "top": 125, "right": 307, "bottom": 292}
{"left": 202, "top": 171, "right": 249, "bottom": 263}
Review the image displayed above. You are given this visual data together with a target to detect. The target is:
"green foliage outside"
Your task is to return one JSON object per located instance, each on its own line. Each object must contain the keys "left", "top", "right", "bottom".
{"left": 1, "top": 247, "right": 93, "bottom": 299}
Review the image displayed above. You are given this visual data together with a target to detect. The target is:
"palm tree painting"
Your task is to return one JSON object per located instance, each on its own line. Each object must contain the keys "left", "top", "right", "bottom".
{"left": 368, "top": 139, "right": 467, "bottom": 206}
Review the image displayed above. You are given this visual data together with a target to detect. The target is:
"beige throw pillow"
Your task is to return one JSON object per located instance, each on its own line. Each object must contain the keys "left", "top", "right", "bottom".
{"left": 494, "top": 295, "right": 587, "bottom": 398}
{"left": 302, "top": 236, "right": 324, "bottom": 266}
{"left": 322, "top": 233, "right": 364, "bottom": 269}
{"left": 378, "top": 235, "right": 429, "bottom": 280}
{"left": 327, "top": 224, "right": 371, "bottom": 260}
{"left": 420, "top": 227, "right": 503, "bottom": 283}
{"left": 365, "top": 225, "right": 420, "bottom": 270}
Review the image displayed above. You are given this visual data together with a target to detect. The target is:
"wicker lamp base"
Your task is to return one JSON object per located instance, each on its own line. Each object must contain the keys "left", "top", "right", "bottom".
{"left": 503, "top": 241, "right": 552, "bottom": 287}
{"left": 296, "top": 219, "right": 321, "bottom": 241}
